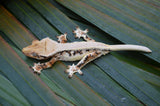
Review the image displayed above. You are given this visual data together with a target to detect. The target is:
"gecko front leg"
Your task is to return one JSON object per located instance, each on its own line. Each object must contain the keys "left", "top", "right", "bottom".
{"left": 65, "top": 51, "right": 109, "bottom": 78}
{"left": 57, "top": 33, "right": 67, "bottom": 43}
{"left": 32, "top": 56, "right": 58, "bottom": 74}
{"left": 73, "top": 27, "right": 95, "bottom": 42}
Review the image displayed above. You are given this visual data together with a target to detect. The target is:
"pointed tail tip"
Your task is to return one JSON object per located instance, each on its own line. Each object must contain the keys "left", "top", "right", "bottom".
{"left": 143, "top": 46, "right": 152, "bottom": 53}
{"left": 146, "top": 48, "right": 152, "bottom": 53}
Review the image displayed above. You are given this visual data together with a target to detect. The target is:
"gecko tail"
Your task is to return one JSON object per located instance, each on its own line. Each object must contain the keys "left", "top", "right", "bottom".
{"left": 109, "top": 44, "right": 152, "bottom": 53}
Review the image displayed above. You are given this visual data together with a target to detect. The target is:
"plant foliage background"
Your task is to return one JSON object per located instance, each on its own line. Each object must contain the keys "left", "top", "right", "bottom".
{"left": 0, "top": 0, "right": 160, "bottom": 105}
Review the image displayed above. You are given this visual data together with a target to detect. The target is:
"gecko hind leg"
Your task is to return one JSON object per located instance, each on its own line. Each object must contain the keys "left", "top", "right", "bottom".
{"left": 73, "top": 27, "right": 95, "bottom": 42}
{"left": 57, "top": 33, "right": 67, "bottom": 43}
{"left": 65, "top": 51, "right": 108, "bottom": 78}
{"left": 32, "top": 57, "right": 58, "bottom": 74}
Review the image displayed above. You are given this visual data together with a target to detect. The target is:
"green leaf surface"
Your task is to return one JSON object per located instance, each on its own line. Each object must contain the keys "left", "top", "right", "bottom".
{"left": 1, "top": 2, "right": 110, "bottom": 105}
{"left": 0, "top": 0, "right": 160, "bottom": 105}
{"left": 0, "top": 36, "right": 64, "bottom": 105}
{"left": 56, "top": 0, "right": 160, "bottom": 63}
{"left": 73, "top": 20, "right": 160, "bottom": 88}
{"left": 0, "top": 74, "right": 30, "bottom": 105}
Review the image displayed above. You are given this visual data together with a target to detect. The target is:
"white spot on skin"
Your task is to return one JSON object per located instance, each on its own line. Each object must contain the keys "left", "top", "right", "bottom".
{"left": 63, "top": 52, "right": 70, "bottom": 57}
{"left": 70, "top": 51, "right": 74, "bottom": 55}
{"left": 82, "top": 50, "right": 86, "bottom": 53}
{"left": 59, "top": 50, "right": 89, "bottom": 61}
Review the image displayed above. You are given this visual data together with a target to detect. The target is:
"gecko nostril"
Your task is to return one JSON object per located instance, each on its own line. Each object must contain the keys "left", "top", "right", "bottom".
{"left": 22, "top": 48, "right": 27, "bottom": 54}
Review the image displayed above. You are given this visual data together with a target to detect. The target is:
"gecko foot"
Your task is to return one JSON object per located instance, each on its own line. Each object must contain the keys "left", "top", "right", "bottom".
{"left": 65, "top": 64, "right": 83, "bottom": 78}
{"left": 73, "top": 27, "right": 88, "bottom": 38}
{"left": 73, "top": 27, "right": 95, "bottom": 42}
{"left": 32, "top": 63, "right": 43, "bottom": 75}
{"left": 57, "top": 33, "right": 67, "bottom": 43}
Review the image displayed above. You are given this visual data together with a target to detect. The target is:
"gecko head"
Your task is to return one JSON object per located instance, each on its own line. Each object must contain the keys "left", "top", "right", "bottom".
{"left": 22, "top": 38, "right": 58, "bottom": 60}
{"left": 22, "top": 39, "right": 46, "bottom": 59}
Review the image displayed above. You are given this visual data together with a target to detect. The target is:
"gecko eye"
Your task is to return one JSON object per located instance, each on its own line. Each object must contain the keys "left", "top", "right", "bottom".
{"left": 31, "top": 52, "right": 38, "bottom": 57}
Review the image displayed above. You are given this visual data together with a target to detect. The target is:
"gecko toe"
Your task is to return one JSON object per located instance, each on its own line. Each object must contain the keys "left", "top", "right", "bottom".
{"left": 64, "top": 70, "right": 69, "bottom": 74}
{"left": 33, "top": 71, "right": 37, "bottom": 74}
{"left": 80, "top": 73, "right": 84, "bottom": 76}
{"left": 68, "top": 75, "right": 72, "bottom": 79}
{"left": 77, "top": 69, "right": 83, "bottom": 76}
{"left": 33, "top": 69, "right": 41, "bottom": 75}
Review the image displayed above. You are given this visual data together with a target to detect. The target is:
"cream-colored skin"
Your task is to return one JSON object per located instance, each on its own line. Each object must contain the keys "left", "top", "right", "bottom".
{"left": 22, "top": 27, "right": 152, "bottom": 78}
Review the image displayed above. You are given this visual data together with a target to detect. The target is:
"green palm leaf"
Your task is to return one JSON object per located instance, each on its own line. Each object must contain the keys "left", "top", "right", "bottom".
{"left": 0, "top": 0, "right": 160, "bottom": 105}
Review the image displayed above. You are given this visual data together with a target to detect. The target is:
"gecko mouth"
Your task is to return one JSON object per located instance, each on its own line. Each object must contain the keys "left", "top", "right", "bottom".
{"left": 22, "top": 47, "right": 37, "bottom": 58}
{"left": 22, "top": 49, "right": 48, "bottom": 60}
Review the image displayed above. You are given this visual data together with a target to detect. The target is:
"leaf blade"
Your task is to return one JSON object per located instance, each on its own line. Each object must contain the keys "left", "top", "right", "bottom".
{"left": 56, "top": 0, "right": 160, "bottom": 63}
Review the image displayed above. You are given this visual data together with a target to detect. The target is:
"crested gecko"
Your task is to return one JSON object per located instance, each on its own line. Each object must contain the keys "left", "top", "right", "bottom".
{"left": 22, "top": 27, "right": 152, "bottom": 78}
